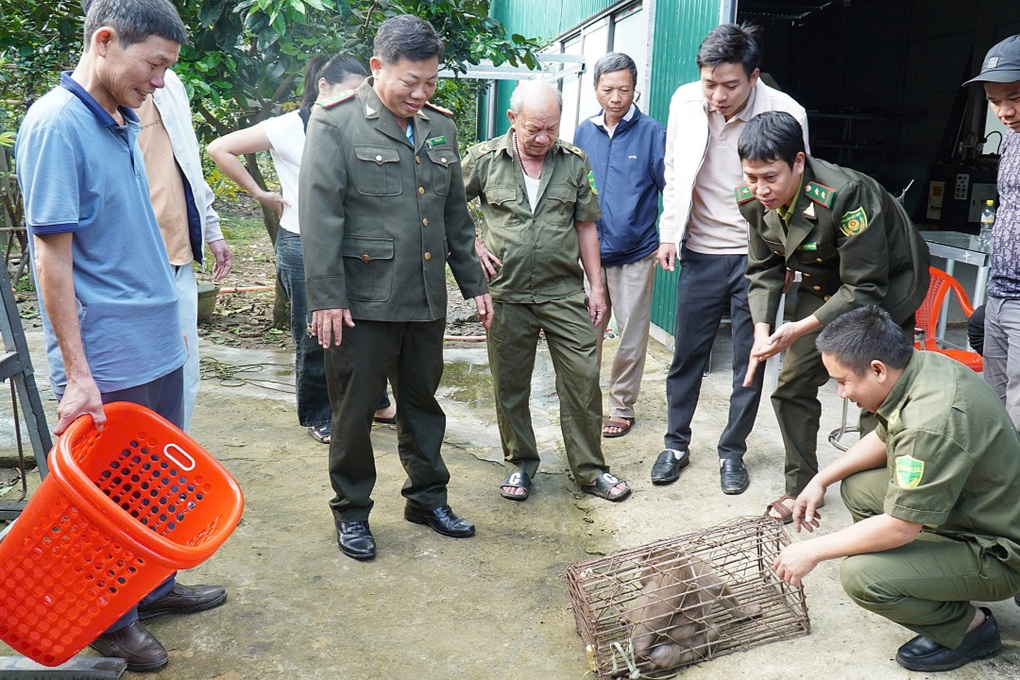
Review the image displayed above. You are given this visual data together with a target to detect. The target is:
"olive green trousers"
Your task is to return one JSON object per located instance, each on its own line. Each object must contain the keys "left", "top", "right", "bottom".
{"left": 839, "top": 467, "right": 1020, "bottom": 648}
{"left": 487, "top": 292, "right": 608, "bottom": 485}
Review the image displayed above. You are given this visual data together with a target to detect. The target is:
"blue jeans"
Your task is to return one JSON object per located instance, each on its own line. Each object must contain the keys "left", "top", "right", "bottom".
{"left": 276, "top": 229, "right": 333, "bottom": 427}
{"left": 276, "top": 230, "right": 388, "bottom": 427}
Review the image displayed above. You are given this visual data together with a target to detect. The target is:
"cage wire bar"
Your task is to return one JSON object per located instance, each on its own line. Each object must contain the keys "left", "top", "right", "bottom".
{"left": 566, "top": 516, "right": 811, "bottom": 679}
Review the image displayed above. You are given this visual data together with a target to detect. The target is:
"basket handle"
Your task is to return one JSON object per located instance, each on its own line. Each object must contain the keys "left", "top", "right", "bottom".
{"left": 163, "top": 443, "right": 196, "bottom": 471}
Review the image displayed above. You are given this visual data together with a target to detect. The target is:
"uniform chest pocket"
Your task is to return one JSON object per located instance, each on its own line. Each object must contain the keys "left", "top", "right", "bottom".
{"left": 545, "top": 186, "right": 577, "bottom": 221}
{"left": 486, "top": 186, "right": 517, "bottom": 206}
{"left": 354, "top": 146, "right": 402, "bottom": 197}
{"left": 425, "top": 149, "right": 454, "bottom": 196}
{"left": 341, "top": 237, "right": 394, "bottom": 302}
{"left": 794, "top": 241, "right": 837, "bottom": 267}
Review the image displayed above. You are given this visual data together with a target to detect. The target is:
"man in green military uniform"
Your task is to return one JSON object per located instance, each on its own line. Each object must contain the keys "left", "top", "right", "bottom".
{"left": 299, "top": 15, "right": 493, "bottom": 561}
{"left": 736, "top": 111, "right": 930, "bottom": 519}
{"left": 463, "top": 81, "right": 630, "bottom": 503}
{"left": 775, "top": 306, "right": 1020, "bottom": 672}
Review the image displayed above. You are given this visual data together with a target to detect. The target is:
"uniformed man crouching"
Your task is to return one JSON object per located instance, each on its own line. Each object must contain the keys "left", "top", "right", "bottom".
{"left": 736, "top": 110, "right": 930, "bottom": 522}
{"left": 299, "top": 14, "right": 493, "bottom": 561}
{"left": 775, "top": 306, "right": 1020, "bottom": 672}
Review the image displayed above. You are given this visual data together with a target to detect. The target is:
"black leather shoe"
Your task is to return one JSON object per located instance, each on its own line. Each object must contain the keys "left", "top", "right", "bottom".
{"left": 651, "top": 449, "right": 689, "bottom": 485}
{"left": 137, "top": 583, "right": 227, "bottom": 620}
{"left": 90, "top": 621, "right": 168, "bottom": 672}
{"left": 404, "top": 504, "right": 475, "bottom": 538}
{"left": 720, "top": 458, "right": 750, "bottom": 495}
{"left": 337, "top": 520, "right": 376, "bottom": 560}
{"left": 895, "top": 607, "right": 1001, "bottom": 671}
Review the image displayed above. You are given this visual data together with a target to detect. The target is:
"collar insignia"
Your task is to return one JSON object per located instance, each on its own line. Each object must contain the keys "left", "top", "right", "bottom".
{"left": 734, "top": 184, "right": 755, "bottom": 204}
{"left": 805, "top": 181, "right": 836, "bottom": 209}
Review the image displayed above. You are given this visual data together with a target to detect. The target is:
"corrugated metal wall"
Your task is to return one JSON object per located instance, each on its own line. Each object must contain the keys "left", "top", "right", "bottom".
{"left": 646, "top": 1, "right": 720, "bottom": 336}
{"left": 487, "top": 0, "right": 622, "bottom": 132}
{"left": 491, "top": 0, "right": 620, "bottom": 36}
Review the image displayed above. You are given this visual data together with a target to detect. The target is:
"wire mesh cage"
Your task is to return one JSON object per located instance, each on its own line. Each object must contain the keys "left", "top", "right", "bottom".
{"left": 566, "top": 516, "right": 811, "bottom": 678}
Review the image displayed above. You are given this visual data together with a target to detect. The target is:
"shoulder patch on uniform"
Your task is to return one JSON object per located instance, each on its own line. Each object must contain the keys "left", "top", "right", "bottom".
{"left": 840, "top": 206, "right": 869, "bottom": 237}
{"left": 804, "top": 181, "right": 836, "bottom": 209}
{"left": 423, "top": 101, "right": 453, "bottom": 116}
{"left": 588, "top": 171, "right": 598, "bottom": 196}
{"left": 316, "top": 90, "right": 356, "bottom": 109}
{"left": 895, "top": 455, "right": 924, "bottom": 488}
{"left": 734, "top": 184, "right": 755, "bottom": 204}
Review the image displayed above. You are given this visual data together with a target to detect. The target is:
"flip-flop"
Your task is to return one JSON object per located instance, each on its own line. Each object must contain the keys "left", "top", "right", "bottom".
{"left": 307, "top": 424, "right": 331, "bottom": 444}
{"left": 499, "top": 469, "right": 530, "bottom": 501}
{"left": 373, "top": 415, "right": 397, "bottom": 425}
{"left": 602, "top": 417, "right": 634, "bottom": 438}
{"left": 581, "top": 472, "right": 631, "bottom": 502}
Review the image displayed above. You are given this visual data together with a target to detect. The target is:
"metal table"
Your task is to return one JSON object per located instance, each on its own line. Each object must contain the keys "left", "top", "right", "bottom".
{"left": 919, "top": 230, "right": 990, "bottom": 344}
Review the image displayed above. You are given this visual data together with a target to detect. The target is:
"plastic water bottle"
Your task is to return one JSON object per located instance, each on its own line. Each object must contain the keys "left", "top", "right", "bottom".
{"left": 979, "top": 200, "right": 996, "bottom": 242}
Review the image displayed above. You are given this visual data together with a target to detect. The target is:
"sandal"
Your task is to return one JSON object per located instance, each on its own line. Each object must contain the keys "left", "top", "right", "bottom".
{"left": 765, "top": 494, "right": 823, "bottom": 525}
{"left": 308, "top": 424, "right": 331, "bottom": 444}
{"left": 499, "top": 469, "right": 531, "bottom": 501}
{"left": 602, "top": 417, "right": 634, "bottom": 438}
{"left": 581, "top": 472, "right": 631, "bottom": 502}
{"left": 765, "top": 494, "right": 795, "bottom": 524}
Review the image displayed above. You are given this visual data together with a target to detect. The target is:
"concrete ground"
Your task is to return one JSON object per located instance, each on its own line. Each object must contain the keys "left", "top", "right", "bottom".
{"left": 1, "top": 315, "right": 1018, "bottom": 679}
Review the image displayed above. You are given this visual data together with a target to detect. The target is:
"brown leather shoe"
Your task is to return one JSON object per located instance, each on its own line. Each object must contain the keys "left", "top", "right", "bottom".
{"left": 90, "top": 621, "right": 168, "bottom": 672}
{"left": 136, "top": 583, "right": 227, "bottom": 620}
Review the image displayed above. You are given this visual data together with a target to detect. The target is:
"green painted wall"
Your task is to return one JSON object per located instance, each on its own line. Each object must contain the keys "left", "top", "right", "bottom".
{"left": 646, "top": 1, "right": 720, "bottom": 335}
{"left": 491, "top": 0, "right": 620, "bottom": 37}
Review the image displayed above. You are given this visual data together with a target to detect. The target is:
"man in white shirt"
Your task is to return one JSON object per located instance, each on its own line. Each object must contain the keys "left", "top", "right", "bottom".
{"left": 653, "top": 23, "right": 808, "bottom": 495}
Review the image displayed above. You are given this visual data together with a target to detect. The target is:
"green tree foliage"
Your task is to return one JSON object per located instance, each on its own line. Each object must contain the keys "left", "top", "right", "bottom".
{"left": 0, "top": 0, "right": 539, "bottom": 326}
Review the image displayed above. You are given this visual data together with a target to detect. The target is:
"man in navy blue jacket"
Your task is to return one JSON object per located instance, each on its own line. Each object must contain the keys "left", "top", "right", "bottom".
{"left": 574, "top": 52, "right": 666, "bottom": 439}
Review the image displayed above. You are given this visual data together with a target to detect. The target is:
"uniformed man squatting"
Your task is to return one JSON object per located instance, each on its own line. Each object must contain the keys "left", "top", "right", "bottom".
{"left": 776, "top": 306, "right": 1020, "bottom": 673}
{"left": 736, "top": 111, "right": 930, "bottom": 520}
{"left": 299, "top": 15, "right": 493, "bottom": 561}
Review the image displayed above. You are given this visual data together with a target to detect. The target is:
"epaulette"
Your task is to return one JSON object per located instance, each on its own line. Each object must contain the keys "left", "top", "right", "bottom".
{"left": 804, "top": 181, "right": 836, "bottom": 209}
{"left": 423, "top": 101, "right": 453, "bottom": 116}
{"left": 316, "top": 90, "right": 356, "bottom": 110}
{"left": 734, "top": 184, "right": 755, "bottom": 204}
{"left": 562, "top": 142, "right": 587, "bottom": 158}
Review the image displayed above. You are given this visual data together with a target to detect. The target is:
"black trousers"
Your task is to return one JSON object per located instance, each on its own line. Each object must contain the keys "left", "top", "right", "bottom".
{"left": 324, "top": 318, "right": 450, "bottom": 523}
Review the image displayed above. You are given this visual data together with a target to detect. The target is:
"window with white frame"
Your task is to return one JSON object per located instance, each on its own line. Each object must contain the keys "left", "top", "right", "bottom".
{"left": 546, "top": 2, "right": 647, "bottom": 142}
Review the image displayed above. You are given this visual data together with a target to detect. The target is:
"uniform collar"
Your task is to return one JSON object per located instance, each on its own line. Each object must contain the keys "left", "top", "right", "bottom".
{"left": 497, "top": 128, "right": 570, "bottom": 163}
{"left": 359, "top": 78, "right": 433, "bottom": 122}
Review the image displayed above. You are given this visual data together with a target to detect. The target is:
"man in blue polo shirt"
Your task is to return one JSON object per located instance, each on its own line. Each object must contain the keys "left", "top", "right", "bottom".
{"left": 573, "top": 52, "right": 666, "bottom": 439}
{"left": 16, "top": 0, "right": 226, "bottom": 671}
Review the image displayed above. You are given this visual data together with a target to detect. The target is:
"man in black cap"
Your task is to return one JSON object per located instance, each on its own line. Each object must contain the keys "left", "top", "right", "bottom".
{"left": 964, "top": 35, "right": 1020, "bottom": 432}
{"left": 963, "top": 33, "right": 1020, "bottom": 611}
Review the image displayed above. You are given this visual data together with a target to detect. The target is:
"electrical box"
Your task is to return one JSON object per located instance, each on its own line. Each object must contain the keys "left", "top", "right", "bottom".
{"left": 922, "top": 161, "right": 999, "bottom": 233}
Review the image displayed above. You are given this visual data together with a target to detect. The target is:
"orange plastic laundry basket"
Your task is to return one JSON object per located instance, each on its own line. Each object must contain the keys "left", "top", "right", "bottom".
{"left": 0, "top": 402, "right": 244, "bottom": 666}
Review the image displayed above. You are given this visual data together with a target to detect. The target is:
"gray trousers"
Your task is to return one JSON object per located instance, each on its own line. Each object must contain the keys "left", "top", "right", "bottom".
{"left": 983, "top": 296, "right": 1020, "bottom": 429}
{"left": 840, "top": 468, "right": 1020, "bottom": 648}
{"left": 664, "top": 249, "right": 763, "bottom": 459}
{"left": 595, "top": 254, "right": 655, "bottom": 420}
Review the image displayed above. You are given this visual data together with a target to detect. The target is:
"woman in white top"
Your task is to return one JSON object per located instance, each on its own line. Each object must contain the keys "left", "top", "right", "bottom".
{"left": 208, "top": 54, "right": 393, "bottom": 444}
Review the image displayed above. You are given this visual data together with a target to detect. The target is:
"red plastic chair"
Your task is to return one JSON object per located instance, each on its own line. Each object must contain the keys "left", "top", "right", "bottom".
{"left": 914, "top": 266, "right": 983, "bottom": 372}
